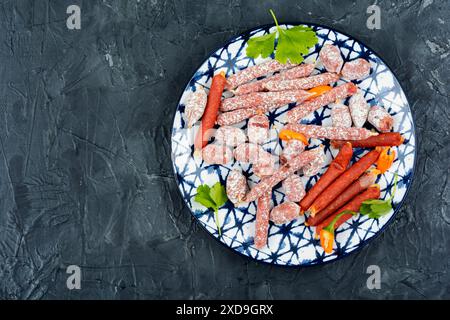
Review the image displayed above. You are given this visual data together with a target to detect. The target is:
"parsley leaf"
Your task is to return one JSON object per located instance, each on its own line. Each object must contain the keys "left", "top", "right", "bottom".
{"left": 246, "top": 9, "right": 318, "bottom": 64}
{"left": 360, "top": 173, "right": 398, "bottom": 219}
{"left": 246, "top": 32, "right": 276, "bottom": 59}
{"left": 194, "top": 182, "right": 228, "bottom": 236}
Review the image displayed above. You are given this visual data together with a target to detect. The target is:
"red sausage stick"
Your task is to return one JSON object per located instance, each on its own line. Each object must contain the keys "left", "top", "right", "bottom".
{"left": 315, "top": 185, "right": 381, "bottom": 236}
{"left": 254, "top": 191, "right": 272, "bottom": 249}
{"left": 331, "top": 132, "right": 404, "bottom": 149}
{"left": 299, "top": 142, "right": 353, "bottom": 211}
{"left": 194, "top": 72, "right": 227, "bottom": 150}
{"left": 306, "top": 169, "right": 379, "bottom": 226}
{"left": 306, "top": 148, "right": 381, "bottom": 217}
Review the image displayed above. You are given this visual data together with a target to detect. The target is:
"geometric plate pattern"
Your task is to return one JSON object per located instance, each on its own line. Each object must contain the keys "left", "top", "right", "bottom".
{"left": 171, "top": 24, "right": 416, "bottom": 266}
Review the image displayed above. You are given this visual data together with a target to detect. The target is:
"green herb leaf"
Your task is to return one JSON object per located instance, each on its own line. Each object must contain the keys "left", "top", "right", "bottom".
{"left": 209, "top": 182, "right": 228, "bottom": 208}
{"left": 194, "top": 185, "right": 216, "bottom": 210}
{"left": 194, "top": 182, "right": 228, "bottom": 236}
{"left": 246, "top": 32, "right": 276, "bottom": 59}
{"left": 275, "top": 26, "right": 318, "bottom": 64}
{"left": 244, "top": 9, "right": 318, "bottom": 64}
{"left": 360, "top": 173, "right": 398, "bottom": 219}
{"left": 359, "top": 203, "right": 372, "bottom": 216}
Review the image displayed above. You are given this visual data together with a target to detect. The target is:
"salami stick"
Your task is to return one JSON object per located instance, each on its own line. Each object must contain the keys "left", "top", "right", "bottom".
{"left": 254, "top": 191, "right": 272, "bottom": 249}
{"left": 244, "top": 149, "right": 317, "bottom": 202}
{"left": 194, "top": 72, "right": 227, "bottom": 150}
{"left": 306, "top": 169, "right": 379, "bottom": 226}
{"left": 315, "top": 185, "right": 381, "bottom": 236}
{"left": 220, "top": 90, "right": 311, "bottom": 112}
{"left": 226, "top": 60, "right": 296, "bottom": 90}
{"left": 306, "top": 148, "right": 381, "bottom": 217}
{"left": 285, "top": 123, "right": 377, "bottom": 141}
{"left": 300, "top": 142, "right": 353, "bottom": 211}
{"left": 263, "top": 72, "right": 339, "bottom": 92}
{"left": 319, "top": 44, "right": 344, "bottom": 73}
{"left": 233, "top": 64, "right": 315, "bottom": 96}
{"left": 226, "top": 170, "right": 248, "bottom": 205}
{"left": 217, "top": 108, "right": 258, "bottom": 126}
{"left": 286, "top": 82, "right": 357, "bottom": 123}
{"left": 331, "top": 132, "right": 404, "bottom": 149}
{"left": 270, "top": 202, "right": 301, "bottom": 225}
{"left": 341, "top": 58, "right": 371, "bottom": 81}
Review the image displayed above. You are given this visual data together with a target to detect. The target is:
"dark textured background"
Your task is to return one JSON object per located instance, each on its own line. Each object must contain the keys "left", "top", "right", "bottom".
{"left": 0, "top": 0, "right": 448, "bottom": 299}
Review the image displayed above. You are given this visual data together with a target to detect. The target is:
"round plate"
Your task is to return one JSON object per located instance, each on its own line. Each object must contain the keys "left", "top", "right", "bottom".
{"left": 171, "top": 23, "right": 416, "bottom": 266}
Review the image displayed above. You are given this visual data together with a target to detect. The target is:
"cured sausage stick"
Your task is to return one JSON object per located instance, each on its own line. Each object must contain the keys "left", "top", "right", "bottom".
{"left": 194, "top": 72, "right": 227, "bottom": 150}
{"left": 244, "top": 149, "right": 318, "bottom": 202}
{"left": 217, "top": 108, "right": 258, "bottom": 126}
{"left": 270, "top": 202, "right": 301, "bottom": 224}
{"left": 306, "top": 169, "right": 379, "bottom": 226}
{"left": 263, "top": 72, "right": 339, "bottom": 92}
{"left": 226, "top": 60, "right": 296, "bottom": 90}
{"left": 220, "top": 90, "right": 311, "bottom": 112}
{"left": 315, "top": 185, "right": 381, "bottom": 236}
{"left": 254, "top": 191, "right": 272, "bottom": 249}
{"left": 331, "top": 132, "right": 404, "bottom": 149}
{"left": 286, "top": 82, "right": 357, "bottom": 123}
{"left": 306, "top": 148, "right": 381, "bottom": 217}
{"left": 299, "top": 142, "right": 353, "bottom": 211}
{"left": 285, "top": 123, "right": 377, "bottom": 141}
{"left": 233, "top": 64, "right": 315, "bottom": 96}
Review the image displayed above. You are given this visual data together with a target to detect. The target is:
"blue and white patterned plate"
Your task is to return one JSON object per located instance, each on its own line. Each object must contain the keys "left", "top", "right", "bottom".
{"left": 171, "top": 24, "right": 416, "bottom": 266}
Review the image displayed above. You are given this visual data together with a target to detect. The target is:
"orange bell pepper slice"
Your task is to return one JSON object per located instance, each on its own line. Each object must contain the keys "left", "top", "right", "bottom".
{"left": 279, "top": 129, "right": 309, "bottom": 145}
{"left": 319, "top": 210, "right": 356, "bottom": 254}
{"left": 306, "top": 85, "right": 332, "bottom": 100}
{"left": 376, "top": 147, "right": 396, "bottom": 174}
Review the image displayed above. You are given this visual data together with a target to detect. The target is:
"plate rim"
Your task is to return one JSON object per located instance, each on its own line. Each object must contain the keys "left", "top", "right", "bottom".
{"left": 170, "top": 22, "right": 417, "bottom": 268}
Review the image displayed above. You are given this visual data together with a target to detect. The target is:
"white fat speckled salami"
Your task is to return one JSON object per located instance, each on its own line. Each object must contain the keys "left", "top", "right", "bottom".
{"left": 280, "top": 139, "right": 305, "bottom": 164}
{"left": 226, "top": 60, "right": 296, "bottom": 90}
{"left": 254, "top": 191, "right": 272, "bottom": 249}
{"left": 302, "top": 147, "right": 326, "bottom": 177}
{"left": 263, "top": 72, "right": 339, "bottom": 92}
{"left": 331, "top": 103, "right": 352, "bottom": 128}
{"left": 368, "top": 106, "right": 394, "bottom": 132}
{"left": 226, "top": 170, "right": 248, "bottom": 205}
{"left": 185, "top": 87, "right": 207, "bottom": 127}
{"left": 253, "top": 161, "right": 276, "bottom": 178}
{"left": 285, "top": 123, "right": 377, "bottom": 140}
{"left": 286, "top": 82, "right": 357, "bottom": 123}
{"left": 270, "top": 202, "right": 301, "bottom": 225}
{"left": 233, "top": 143, "right": 273, "bottom": 166}
{"left": 319, "top": 44, "right": 344, "bottom": 73}
{"left": 217, "top": 108, "right": 258, "bottom": 126}
{"left": 248, "top": 114, "right": 269, "bottom": 144}
{"left": 220, "top": 90, "right": 311, "bottom": 112}
{"left": 283, "top": 174, "right": 305, "bottom": 202}
{"left": 214, "top": 126, "right": 246, "bottom": 147}
{"left": 232, "top": 64, "right": 315, "bottom": 96}
{"left": 201, "top": 144, "right": 234, "bottom": 164}
{"left": 341, "top": 58, "right": 371, "bottom": 80}
{"left": 348, "top": 92, "right": 370, "bottom": 128}
{"left": 244, "top": 149, "right": 317, "bottom": 202}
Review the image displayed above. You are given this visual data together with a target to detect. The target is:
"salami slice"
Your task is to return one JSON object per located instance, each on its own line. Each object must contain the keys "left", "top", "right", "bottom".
{"left": 283, "top": 174, "right": 305, "bottom": 202}
{"left": 226, "top": 60, "right": 296, "bottom": 90}
{"left": 254, "top": 191, "right": 272, "bottom": 249}
{"left": 248, "top": 114, "right": 269, "bottom": 145}
{"left": 232, "top": 64, "right": 315, "bottom": 96}
{"left": 319, "top": 44, "right": 344, "bottom": 73}
{"left": 285, "top": 123, "right": 377, "bottom": 141}
{"left": 253, "top": 162, "right": 276, "bottom": 178}
{"left": 331, "top": 103, "right": 352, "bottom": 128}
{"left": 262, "top": 73, "right": 339, "bottom": 92}
{"left": 348, "top": 92, "right": 370, "bottom": 128}
{"left": 226, "top": 170, "right": 248, "bottom": 205}
{"left": 185, "top": 87, "right": 207, "bottom": 127}
{"left": 214, "top": 126, "right": 246, "bottom": 147}
{"left": 302, "top": 147, "right": 326, "bottom": 177}
{"left": 286, "top": 82, "right": 357, "bottom": 123}
{"left": 270, "top": 202, "right": 301, "bottom": 225}
{"left": 220, "top": 90, "right": 311, "bottom": 112}
{"left": 368, "top": 106, "right": 394, "bottom": 132}
{"left": 201, "top": 144, "right": 234, "bottom": 165}
{"left": 217, "top": 108, "right": 258, "bottom": 126}
{"left": 341, "top": 58, "right": 371, "bottom": 80}
{"left": 280, "top": 139, "right": 305, "bottom": 164}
